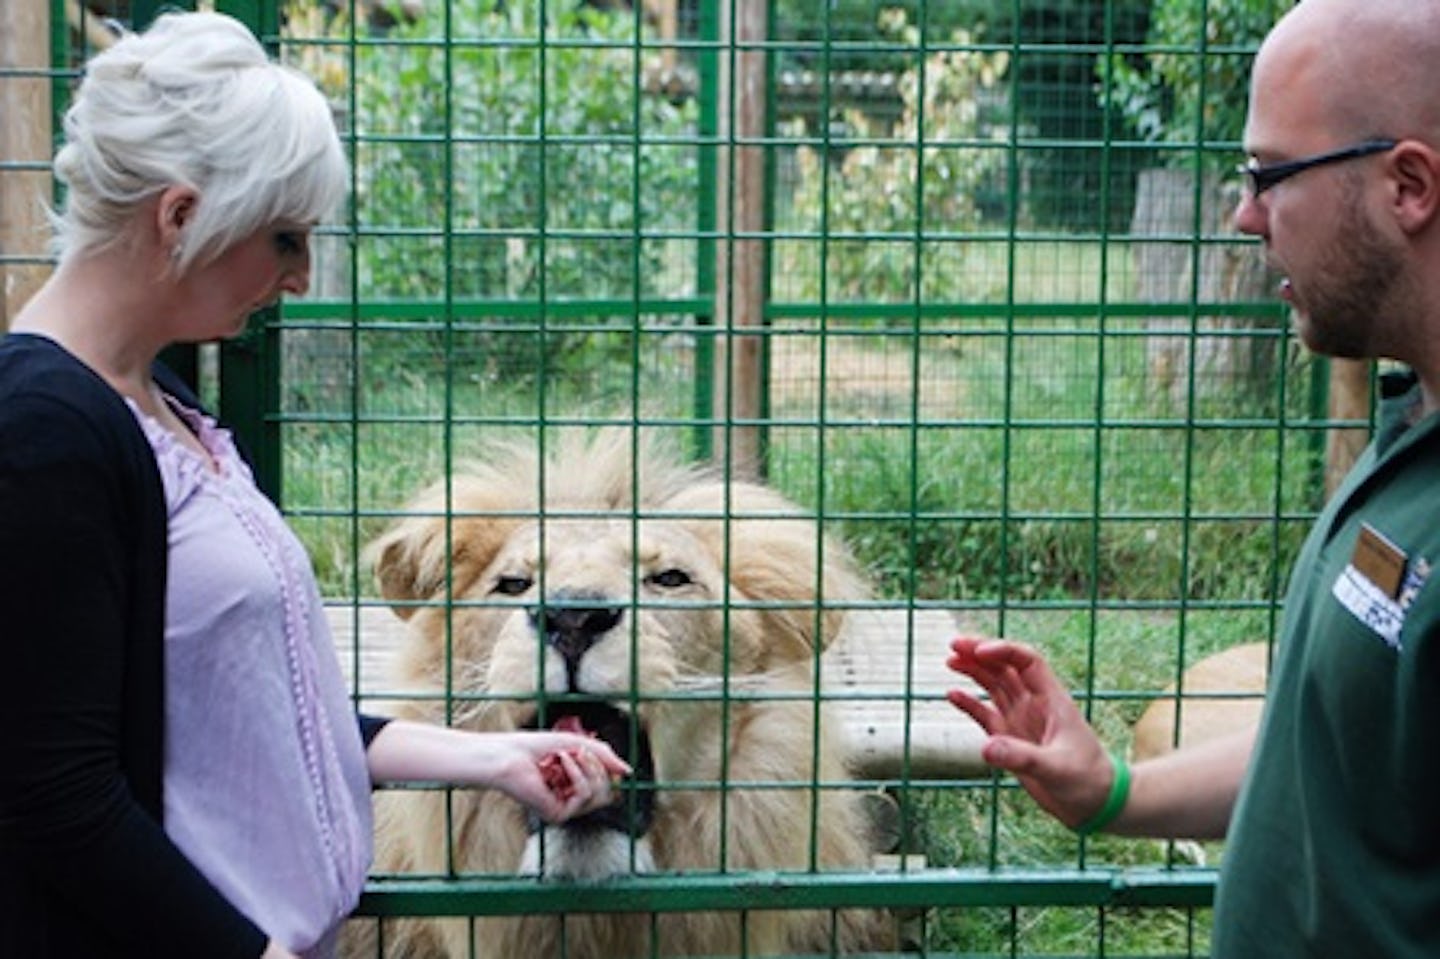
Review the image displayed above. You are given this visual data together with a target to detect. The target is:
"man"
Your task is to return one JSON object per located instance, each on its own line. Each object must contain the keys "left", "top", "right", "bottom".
{"left": 946, "top": 0, "right": 1440, "bottom": 953}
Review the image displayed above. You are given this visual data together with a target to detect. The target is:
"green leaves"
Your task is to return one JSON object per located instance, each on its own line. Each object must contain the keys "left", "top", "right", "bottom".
{"left": 1101, "top": 0, "right": 1291, "bottom": 164}
{"left": 780, "top": 18, "right": 1008, "bottom": 307}
{"left": 351, "top": 0, "right": 698, "bottom": 303}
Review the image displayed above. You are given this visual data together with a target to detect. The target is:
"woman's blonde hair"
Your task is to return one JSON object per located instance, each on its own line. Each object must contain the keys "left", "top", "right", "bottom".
{"left": 52, "top": 10, "right": 347, "bottom": 272}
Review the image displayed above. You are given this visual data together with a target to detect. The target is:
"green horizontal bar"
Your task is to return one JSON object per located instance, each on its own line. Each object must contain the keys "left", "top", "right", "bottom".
{"left": 324, "top": 223, "right": 1244, "bottom": 243}
{"left": 286, "top": 34, "right": 1254, "bottom": 58}
{"left": 356, "top": 867, "right": 1217, "bottom": 917}
{"left": 276, "top": 408, "right": 1317, "bottom": 433}
{"left": 764, "top": 302, "right": 1283, "bottom": 320}
{"left": 280, "top": 299, "right": 1282, "bottom": 322}
{"left": 339, "top": 129, "right": 1220, "bottom": 152}
{"left": 281, "top": 298, "right": 708, "bottom": 321}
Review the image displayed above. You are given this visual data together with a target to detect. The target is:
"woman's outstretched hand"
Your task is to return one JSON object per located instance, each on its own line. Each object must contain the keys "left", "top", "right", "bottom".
{"left": 365, "top": 720, "right": 631, "bottom": 824}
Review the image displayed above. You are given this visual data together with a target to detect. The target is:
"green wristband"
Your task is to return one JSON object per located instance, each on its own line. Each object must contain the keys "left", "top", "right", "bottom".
{"left": 1074, "top": 752, "right": 1130, "bottom": 836}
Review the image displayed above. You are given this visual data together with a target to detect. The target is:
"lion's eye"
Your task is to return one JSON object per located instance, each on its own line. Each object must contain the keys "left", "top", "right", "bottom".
{"left": 646, "top": 568, "right": 693, "bottom": 589}
{"left": 491, "top": 575, "right": 533, "bottom": 596}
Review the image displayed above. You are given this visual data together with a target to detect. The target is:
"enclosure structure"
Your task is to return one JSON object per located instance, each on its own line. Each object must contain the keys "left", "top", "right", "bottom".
{"left": 4, "top": 0, "right": 1371, "bottom": 955}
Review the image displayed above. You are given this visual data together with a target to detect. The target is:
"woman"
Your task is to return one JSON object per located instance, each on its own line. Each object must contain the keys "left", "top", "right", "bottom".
{"left": 0, "top": 12, "right": 627, "bottom": 958}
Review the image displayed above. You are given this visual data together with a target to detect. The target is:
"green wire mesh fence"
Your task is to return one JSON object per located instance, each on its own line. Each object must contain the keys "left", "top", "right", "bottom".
{"left": 6, "top": 0, "right": 1359, "bottom": 955}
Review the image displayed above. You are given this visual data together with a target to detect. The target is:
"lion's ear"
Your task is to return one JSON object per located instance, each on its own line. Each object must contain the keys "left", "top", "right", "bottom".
{"left": 364, "top": 474, "right": 525, "bottom": 620}
{"left": 365, "top": 514, "right": 453, "bottom": 619}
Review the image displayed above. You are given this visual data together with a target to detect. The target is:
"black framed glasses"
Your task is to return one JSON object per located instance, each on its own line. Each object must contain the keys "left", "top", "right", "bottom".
{"left": 1237, "top": 139, "right": 1397, "bottom": 196}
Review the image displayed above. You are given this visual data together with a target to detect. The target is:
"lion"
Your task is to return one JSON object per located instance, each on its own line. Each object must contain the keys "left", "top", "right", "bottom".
{"left": 341, "top": 428, "right": 896, "bottom": 958}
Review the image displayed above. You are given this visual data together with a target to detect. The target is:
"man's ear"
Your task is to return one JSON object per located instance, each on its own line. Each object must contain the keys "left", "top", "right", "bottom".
{"left": 1389, "top": 141, "right": 1440, "bottom": 234}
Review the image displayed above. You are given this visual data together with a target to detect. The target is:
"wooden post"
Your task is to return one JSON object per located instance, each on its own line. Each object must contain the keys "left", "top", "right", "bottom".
{"left": 65, "top": 0, "right": 117, "bottom": 54}
{"left": 712, "top": 0, "right": 767, "bottom": 477}
{"left": 643, "top": 0, "right": 678, "bottom": 79}
{"left": 1131, "top": 168, "right": 1276, "bottom": 410}
{"left": 1, "top": 0, "right": 55, "bottom": 330}
{"left": 1326, "top": 358, "right": 1372, "bottom": 497}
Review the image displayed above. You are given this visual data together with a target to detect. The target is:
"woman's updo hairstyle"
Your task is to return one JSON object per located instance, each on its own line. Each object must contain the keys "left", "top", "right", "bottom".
{"left": 52, "top": 11, "right": 347, "bottom": 272}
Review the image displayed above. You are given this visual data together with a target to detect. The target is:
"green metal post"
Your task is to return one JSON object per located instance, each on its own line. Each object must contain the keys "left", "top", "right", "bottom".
{"left": 694, "top": 0, "right": 720, "bottom": 460}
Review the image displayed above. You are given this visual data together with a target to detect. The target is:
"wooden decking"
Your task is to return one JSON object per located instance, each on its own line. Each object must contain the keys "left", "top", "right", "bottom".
{"left": 327, "top": 604, "right": 989, "bottom": 781}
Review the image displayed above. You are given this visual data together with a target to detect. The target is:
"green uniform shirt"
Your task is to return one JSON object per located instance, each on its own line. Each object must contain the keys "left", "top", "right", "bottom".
{"left": 1214, "top": 371, "right": 1440, "bottom": 956}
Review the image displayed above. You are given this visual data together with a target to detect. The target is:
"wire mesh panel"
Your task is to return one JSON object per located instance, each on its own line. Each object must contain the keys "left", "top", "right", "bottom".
{"left": 14, "top": 0, "right": 1332, "bottom": 955}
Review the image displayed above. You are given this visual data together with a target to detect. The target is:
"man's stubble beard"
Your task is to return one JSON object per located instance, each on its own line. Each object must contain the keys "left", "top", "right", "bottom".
{"left": 1292, "top": 179, "right": 1407, "bottom": 360}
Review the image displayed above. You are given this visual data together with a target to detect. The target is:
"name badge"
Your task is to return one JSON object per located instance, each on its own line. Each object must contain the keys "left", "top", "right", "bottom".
{"left": 1352, "top": 523, "right": 1405, "bottom": 598}
{"left": 1332, "top": 523, "right": 1431, "bottom": 652}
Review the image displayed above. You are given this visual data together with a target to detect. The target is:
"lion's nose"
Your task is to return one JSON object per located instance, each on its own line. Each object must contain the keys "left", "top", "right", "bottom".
{"left": 531, "top": 596, "right": 623, "bottom": 673}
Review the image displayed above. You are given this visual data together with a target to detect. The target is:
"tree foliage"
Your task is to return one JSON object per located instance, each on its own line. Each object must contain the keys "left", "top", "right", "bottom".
{"left": 773, "top": 0, "right": 984, "bottom": 73}
{"left": 780, "top": 13, "right": 1008, "bottom": 308}
{"left": 776, "top": 0, "right": 1153, "bottom": 230}
{"left": 350, "top": 0, "right": 698, "bottom": 303}
{"left": 295, "top": 0, "right": 703, "bottom": 383}
{"left": 957, "top": 0, "right": 1154, "bottom": 230}
{"left": 1104, "top": 0, "right": 1291, "bottom": 166}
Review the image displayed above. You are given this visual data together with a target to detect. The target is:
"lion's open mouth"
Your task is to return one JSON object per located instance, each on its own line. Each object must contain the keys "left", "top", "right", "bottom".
{"left": 523, "top": 700, "right": 656, "bottom": 837}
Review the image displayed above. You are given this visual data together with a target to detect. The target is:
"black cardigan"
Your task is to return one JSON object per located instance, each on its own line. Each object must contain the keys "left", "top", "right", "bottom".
{"left": 0, "top": 334, "right": 374, "bottom": 957}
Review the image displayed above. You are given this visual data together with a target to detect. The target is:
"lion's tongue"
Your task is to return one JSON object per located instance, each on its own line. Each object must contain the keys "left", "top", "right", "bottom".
{"left": 553, "top": 714, "right": 588, "bottom": 736}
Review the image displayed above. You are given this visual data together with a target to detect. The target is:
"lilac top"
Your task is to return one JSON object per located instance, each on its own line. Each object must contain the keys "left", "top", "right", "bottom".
{"left": 129, "top": 396, "right": 372, "bottom": 958}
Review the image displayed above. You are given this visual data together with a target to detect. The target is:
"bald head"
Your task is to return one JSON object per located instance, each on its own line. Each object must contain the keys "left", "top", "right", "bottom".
{"left": 1254, "top": 0, "right": 1440, "bottom": 143}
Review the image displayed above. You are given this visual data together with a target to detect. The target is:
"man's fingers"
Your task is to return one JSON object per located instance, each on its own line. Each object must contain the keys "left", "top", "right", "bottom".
{"left": 945, "top": 688, "right": 1003, "bottom": 736}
